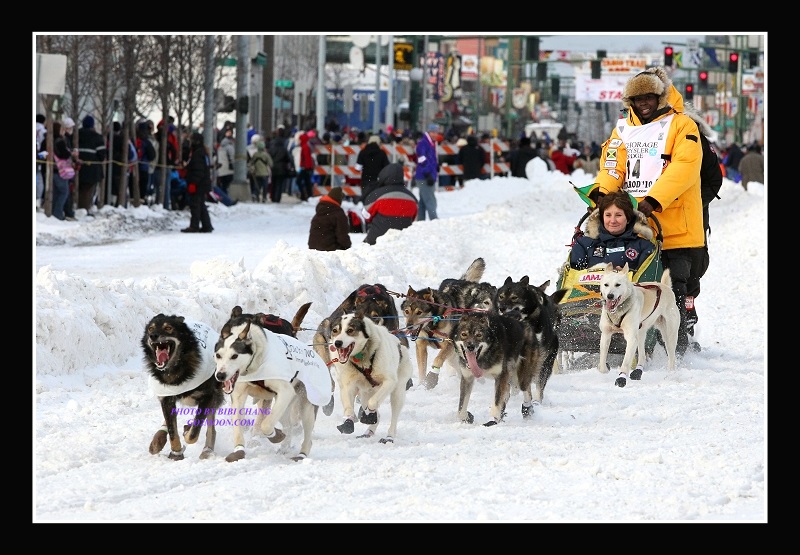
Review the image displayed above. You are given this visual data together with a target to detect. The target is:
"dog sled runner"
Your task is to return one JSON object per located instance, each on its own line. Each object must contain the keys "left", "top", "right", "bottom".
{"left": 555, "top": 207, "right": 664, "bottom": 371}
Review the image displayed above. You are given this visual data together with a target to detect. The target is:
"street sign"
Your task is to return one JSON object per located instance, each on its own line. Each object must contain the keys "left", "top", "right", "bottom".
{"left": 275, "top": 80, "right": 294, "bottom": 88}
{"left": 217, "top": 57, "right": 237, "bottom": 67}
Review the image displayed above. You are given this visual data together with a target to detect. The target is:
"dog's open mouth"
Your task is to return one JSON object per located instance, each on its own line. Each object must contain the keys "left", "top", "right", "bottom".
{"left": 150, "top": 340, "right": 174, "bottom": 370}
{"left": 605, "top": 297, "right": 622, "bottom": 313}
{"left": 336, "top": 343, "right": 355, "bottom": 363}
{"left": 459, "top": 345, "right": 484, "bottom": 378}
{"left": 220, "top": 371, "right": 239, "bottom": 394}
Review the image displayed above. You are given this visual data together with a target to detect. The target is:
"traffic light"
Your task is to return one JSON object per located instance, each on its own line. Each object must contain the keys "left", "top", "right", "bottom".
{"left": 698, "top": 71, "right": 709, "bottom": 94}
{"left": 526, "top": 37, "right": 540, "bottom": 61}
{"left": 728, "top": 52, "right": 739, "bottom": 73}
{"left": 551, "top": 77, "right": 560, "bottom": 98}
{"left": 664, "top": 46, "right": 674, "bottom": 66}
{"left": 591, "top": 60, "right": 602, "bottom": 79}
{"left": 684, "top": 83, "right": 694, "bottom": 101}
{"left": 536, "top": 63, "right": 547, "bottom": 81}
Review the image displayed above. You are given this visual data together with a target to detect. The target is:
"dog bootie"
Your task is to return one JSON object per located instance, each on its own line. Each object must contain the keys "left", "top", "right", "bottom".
{"left": 406, "top": 378, "right": 413, "bottom": 390}
{"left": 615, "top": 373, "right": 627, "bottom": 388}
{"left": 322, "top": 395, "right": 335, "bottom": 416}
{"left": 337, "top": 418, "right": 355, "bottom": 434}
{"left": 630, "top": 365, "right": 643, "bottom": 380}
{"left": 423, "top": 368, "right": 440, "bottom": 390}
{"left": 521, "top": 402, "right": 535, "bottom": 418}
{"left": 360, "top": 408, "right": 378, "bottom": 425}
{"left": 267, "top": 428, "right": 286, "bottom": 444}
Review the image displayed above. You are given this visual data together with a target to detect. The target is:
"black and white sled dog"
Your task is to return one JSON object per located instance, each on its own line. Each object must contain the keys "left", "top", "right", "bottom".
{"left": 401, "top": 257, "right": 487, "bottom": 389}
{"left": 494, "top": 275, "right": 567, "bottom": 412}
{"left": 313, "top": 283, "right": 408, "bottom": 412}
{"left": 329, "top": 312, "right": 413, "bottom": 443}
{"left": 214, "top": 305, "right": 331, "bottom": 462}
{"left": 141, "top": 314, "right": 225, "bottom": 460}
{"left": 451, "top": 310, "right": 528, "bottom": 426}
{"left": 598, "top": 262, "right": 680, "bottom": 388}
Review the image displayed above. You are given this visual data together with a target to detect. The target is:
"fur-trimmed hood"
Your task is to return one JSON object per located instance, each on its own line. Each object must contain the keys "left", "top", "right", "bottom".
{"left": 584, "top": 208, "right": 654, "bottom": 241}
{"left": 622, "top": 66, "right": 672, "bottom": 111}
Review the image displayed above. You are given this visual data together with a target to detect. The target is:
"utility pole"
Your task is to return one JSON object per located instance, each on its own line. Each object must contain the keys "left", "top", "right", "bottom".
{"left": 229, "top": 35, "right": 251, "bottom": 202}
{"left": 263, "top": 35, "right": 275, "bottom": 135}
{"left": 317, "top": 35, "right": 326, "bottom": 135}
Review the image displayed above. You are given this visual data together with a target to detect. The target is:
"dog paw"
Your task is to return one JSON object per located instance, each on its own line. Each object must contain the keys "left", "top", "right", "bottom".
{"left": 267, "top": 428, "right": 286, "bottom": 444}
{"left": 379, "top": 436, "right": 394, "bottom": 444}
{"left": 322, "top": 395, "right": 335, "bottom": 416}
{"left": 360, "top": 408, "right": 378, "bottom": 425}
{"left": 291, "top": 453, "right": 307, "bottom": 462}
{"left": 337, "top": 418, "right": 355, "bottom": 434}
{"left": 199, "top": 447, "right": 214, "bottom": 460}
{"left": 521, "top": 403, "right": 534, "bottom": 418}
{"left": 168, "top": 446, "right": 185, "bottom": 461}
{"left": 462, "top": 411, "right": 474, "bottom": 424}
{"left": 357, "top": 429, "right": 375, "bottom": 439}
{"left": 149, "top": 429, "right": 168, "bottom": 454}
{"left": 615, "top": 374, "right": 627, "bottom": 388}
{"left": 483, "top": 419, "right": 499, "bottom": 427}
{"left": 630, "top": 366, "right": 643, "bottom": 380}
{"left": 598, "top": 362, "right": 611, "bottom": 374}
{"left": 406, "top": 378, "right": 413, "bottom": 390}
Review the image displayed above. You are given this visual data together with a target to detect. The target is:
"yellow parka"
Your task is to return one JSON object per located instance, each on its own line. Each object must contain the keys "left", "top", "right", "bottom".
{"left": 592, "top": 79, "right": 704, "bottom": 250}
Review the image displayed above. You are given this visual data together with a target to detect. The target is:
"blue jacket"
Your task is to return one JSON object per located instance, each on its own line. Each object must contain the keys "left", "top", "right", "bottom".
{"left": 570, "top": 209, "right": 656, "bottom": 271}
{"left": 414, "top": 132, "right": 438, "bottom": 181}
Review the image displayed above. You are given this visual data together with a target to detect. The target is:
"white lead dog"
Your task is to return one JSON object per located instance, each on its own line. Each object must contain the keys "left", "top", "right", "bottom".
{"left": 598, "top": 262, "right": 680, "bottom": 387}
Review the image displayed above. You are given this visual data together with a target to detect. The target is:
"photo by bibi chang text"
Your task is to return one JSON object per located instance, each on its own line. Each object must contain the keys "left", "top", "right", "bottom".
{"left": 170, "top": 406, "right": 272, "bottom": 427}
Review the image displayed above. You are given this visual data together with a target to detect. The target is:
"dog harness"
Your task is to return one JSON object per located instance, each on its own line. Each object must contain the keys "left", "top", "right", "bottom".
{"left": 351, "top": 351, "right": 380, "bottom": 387}
{"left": 604, "top": 283, "right": 663, "bottom": 329}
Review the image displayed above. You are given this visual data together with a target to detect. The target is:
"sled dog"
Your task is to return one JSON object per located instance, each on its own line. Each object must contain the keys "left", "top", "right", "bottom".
{"left": 214, "top": 310, "right": 331, "bottom": 462}
{"left": 452, "top": 310, "right": 528, "bottom": 426}
{"left": 329, "top": 312, "right": 413, "bottom": 443}
{"left": 401, "top": 257, "right": 487, "bottom": 389}
{"left": 141, "top": 314, "right": 225, "bottom": 460}
{"left": 598, "top": 262, "right": 680, "bottom": 387}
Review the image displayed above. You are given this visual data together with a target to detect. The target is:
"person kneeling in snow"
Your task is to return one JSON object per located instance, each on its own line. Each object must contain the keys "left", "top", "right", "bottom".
{"left": 361, "top": 163, "right": 419, "bottom": 246}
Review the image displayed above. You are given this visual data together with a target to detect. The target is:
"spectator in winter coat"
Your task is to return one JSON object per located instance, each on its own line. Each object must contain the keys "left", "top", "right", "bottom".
{"left": 355, "top": 134, "right": 390, "bottom": 201}
{"left": 51, "top": 121, "right": 74, "bottom": 221}
{"left": 550, "top": 139, "right": 578, "bottom": 174}
{"left": 572, "top": 144, "right": 600, "bottom": 177}
{"left": 738, "top": 144, "right": 764, "bottom": 191}
{"left": 216, "top": 127, "right": 235, "bottom": 193}
{"left": 510, "top": 136, "right": 539, "bottom": 178}
{"left": 181, "top": 132, "right": 213, "bottom": 233}
{"left": 269, "top": 128, "right": 292, "bottom": 203}
{"left": 458, "top": 134, "right": 486, "bottom": 183}
{"left": 414, "top": 127, "right": 439, "bottom": 220}
{"left": 296, "top": 132, "right": 316, "bottom": 201}
{"left": 308, "top": 186, "right": 352, "bottom": 251}
{"left": 362, "top": 163, "right": 419, "bottom": 245}
{"left": 76, "top": 115, "right": 107, "bottom": 211}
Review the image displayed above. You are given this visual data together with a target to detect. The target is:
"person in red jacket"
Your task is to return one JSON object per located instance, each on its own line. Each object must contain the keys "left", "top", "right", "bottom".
{"left": 296, "top": 131, "right": 316, "bottom": 201}
{"left": 362, "top": 163, "right": 418, "bottom": 245}
{"left": 550, "top": 138, "right": 578, "bottom": 174}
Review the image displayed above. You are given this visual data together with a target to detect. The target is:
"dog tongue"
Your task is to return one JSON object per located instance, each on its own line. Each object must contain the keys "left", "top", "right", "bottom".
{"left": 606, "top": 298, "right": 620, "bottom": 312}
{"left": 156, "top": 346, "right": 169, "bottom": 366}
{"left": 465, "top": 350, "right": 483, "bottom": 378}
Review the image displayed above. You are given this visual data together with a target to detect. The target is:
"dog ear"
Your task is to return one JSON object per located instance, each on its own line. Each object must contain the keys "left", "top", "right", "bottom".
{"left": 238, "top": 320, "right": 251, "bottom": 340}
{"left": 537, "top": 279, "right": 550, "bottom": 292}
{"left": 504, "top": 276, "right": 513, "bottom": 286}
{"left": 621, "top": 262, "right": 629, "bottom": 274}
{"left": 520, "top": 276, "right": 529, "bottom": 287}
{"left": 407, "top": 286, "right": 416, "bottom": 297}
{"left": 605, "top": 262, "right": 614, "bottom": 273}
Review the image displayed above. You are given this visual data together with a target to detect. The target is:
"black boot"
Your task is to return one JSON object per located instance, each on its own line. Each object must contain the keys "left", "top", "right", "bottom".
{"left": 675, "top": 293, "right": 689, "bottom": 357}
